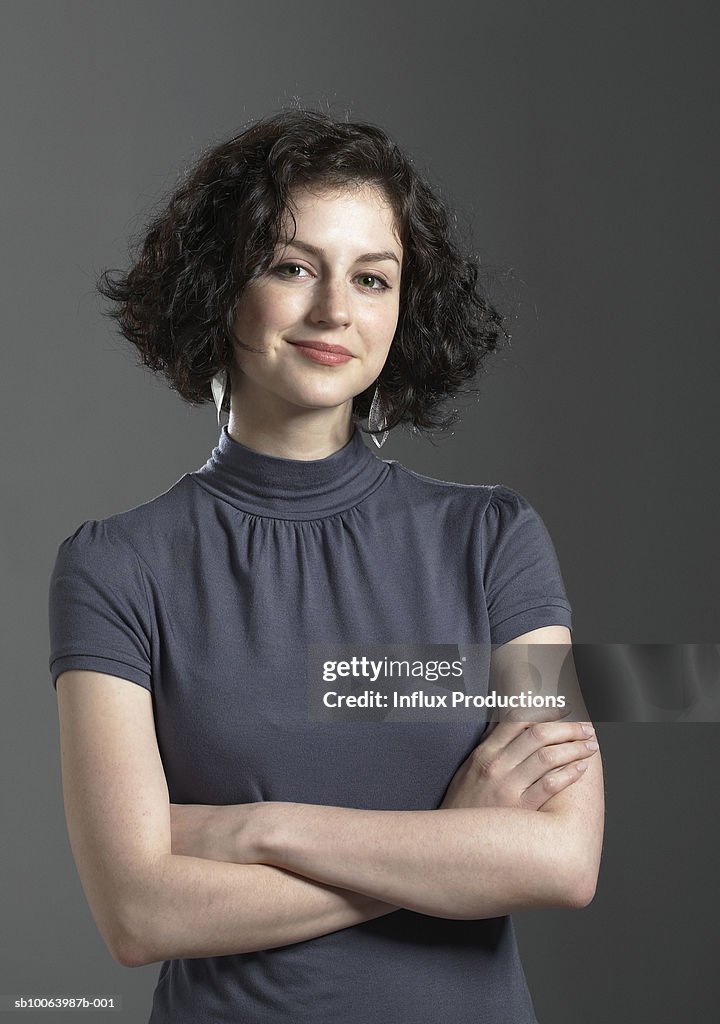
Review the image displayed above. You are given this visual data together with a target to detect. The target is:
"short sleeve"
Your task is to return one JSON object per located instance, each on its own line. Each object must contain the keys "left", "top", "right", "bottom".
{"left": 48, "top": 519, "right": 153, "bottom": 691}
{"left": 482, "top": 485, "right": 572, "bottom": 646}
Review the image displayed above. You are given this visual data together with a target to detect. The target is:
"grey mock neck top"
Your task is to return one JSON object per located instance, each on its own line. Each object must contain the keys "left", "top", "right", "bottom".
{"left": 49, "top": 422, "right": 572, "bottom": 1024}
{"left": 192, "top": 421, "right": 389, "bottom": 519}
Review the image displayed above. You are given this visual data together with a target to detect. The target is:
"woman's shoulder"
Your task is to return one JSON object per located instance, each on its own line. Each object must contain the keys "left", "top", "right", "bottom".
{"left": 384, "top": 458, "right": 492, "bottom": 494}
{"left": 382, "top": 459, "right": 553, "bottom": 542}
{"left": 384, "top": 459, "right": 530, "bottom": 508}
{"left": 52, "top": 475, "right": 194, "bottom": 570}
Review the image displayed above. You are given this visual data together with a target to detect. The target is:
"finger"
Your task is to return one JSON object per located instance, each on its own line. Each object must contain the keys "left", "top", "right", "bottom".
{"left": 478, "top": 705, "right": 570, "bottom": 749}
{"left": 474, "top": 722, "right": 596, "bottom": 791}
{"left": 521, "top": 736, "right": 598, "bottom": 788}
{"left": 509, "top": 719, "right": 596, "bottom": 765}
{"left": 521, "top": 760, "right": 590, "bottom": 810}
{"left": 476, "top": 717, "right": 593, "bottom": 768}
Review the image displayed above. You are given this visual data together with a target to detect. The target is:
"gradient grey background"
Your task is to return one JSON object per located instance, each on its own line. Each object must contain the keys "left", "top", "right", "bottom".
{"left": 2, "top": 1, "right": 718, "bottom": 1021}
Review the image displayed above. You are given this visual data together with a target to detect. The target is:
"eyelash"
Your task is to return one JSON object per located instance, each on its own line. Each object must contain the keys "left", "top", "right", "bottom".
{"left": 272, "top": 262, "right": 391, "bottom": 292}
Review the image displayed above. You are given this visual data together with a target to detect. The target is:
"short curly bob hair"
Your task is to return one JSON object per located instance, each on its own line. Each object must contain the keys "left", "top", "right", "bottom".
{"left": 97, "top": 106, "right": 511, "bottom": 438}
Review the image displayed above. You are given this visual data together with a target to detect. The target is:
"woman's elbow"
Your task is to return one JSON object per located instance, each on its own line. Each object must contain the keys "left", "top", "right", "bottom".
{"left": 110, "top": 934, "right": 147, "bottom": 969}
{"left": 100, "top": 903, "right": 153, "bottom": 969}
{"left": 97, "top": 872, "right": 164, "bottom": 968}
{"left": 564, "top": 869, "right": 598, "bottom": 909}
{"left": 84, "top": 903, "right": 145, "bottom": 969}
{"left": 554, "top": 850, "right": 600, "bottom": 909}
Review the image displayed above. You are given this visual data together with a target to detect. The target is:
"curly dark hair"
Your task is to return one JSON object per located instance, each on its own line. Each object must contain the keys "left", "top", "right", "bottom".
{"left": 96, "top": 106, "right": 512, "bottom": 438}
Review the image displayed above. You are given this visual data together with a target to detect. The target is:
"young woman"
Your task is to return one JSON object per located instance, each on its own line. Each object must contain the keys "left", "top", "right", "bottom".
{"left": 49, "top": 107, "right": 604, "bottom": 1024}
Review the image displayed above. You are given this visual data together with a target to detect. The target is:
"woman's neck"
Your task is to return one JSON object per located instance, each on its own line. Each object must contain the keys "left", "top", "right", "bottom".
{"left": 227, "top": 402, "right": 355, "bottom": 461}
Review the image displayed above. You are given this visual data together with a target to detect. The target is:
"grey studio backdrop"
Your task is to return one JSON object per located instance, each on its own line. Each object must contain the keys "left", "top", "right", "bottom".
{"left": 2, "top": 2, "right": 718, "bottom": 1022}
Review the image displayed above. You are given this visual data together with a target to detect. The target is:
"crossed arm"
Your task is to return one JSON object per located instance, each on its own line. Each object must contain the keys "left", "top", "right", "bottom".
{"left": 56, "top": 626, "right": 604, "bottom": 968}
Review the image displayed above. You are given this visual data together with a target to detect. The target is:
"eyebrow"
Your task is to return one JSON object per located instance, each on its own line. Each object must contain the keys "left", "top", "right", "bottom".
{"left": 278, "top": 239, "right": 401, "bottom": 267}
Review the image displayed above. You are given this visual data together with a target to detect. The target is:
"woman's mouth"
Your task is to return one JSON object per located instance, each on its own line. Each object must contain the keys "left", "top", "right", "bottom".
{"left": 287, "top": 340, "right": 354, "bottom": 365}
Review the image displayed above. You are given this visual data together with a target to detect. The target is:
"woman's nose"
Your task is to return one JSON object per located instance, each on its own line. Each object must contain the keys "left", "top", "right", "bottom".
{"left": 309, "top": 277, "right": 351, "bottom": 327}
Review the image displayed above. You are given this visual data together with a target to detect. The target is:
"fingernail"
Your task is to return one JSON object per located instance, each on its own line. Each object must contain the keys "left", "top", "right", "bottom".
{"left": 581, "top": 723, "right": 595, "bottom": 735}
{"left": 585, "top": 740, "right": 599, "bottom": 751}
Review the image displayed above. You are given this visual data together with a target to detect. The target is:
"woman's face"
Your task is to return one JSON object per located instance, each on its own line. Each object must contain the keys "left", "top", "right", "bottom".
{"left": 230, "top": 184, "right": 403, "bottom": 425}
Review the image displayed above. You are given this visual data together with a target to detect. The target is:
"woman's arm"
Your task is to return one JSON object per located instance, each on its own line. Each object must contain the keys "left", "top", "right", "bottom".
{"left": 56, "top": 670, "right": 399, "bottom": 969}
{"left": 231, "top": 793, "right": 598, "bottom": 920}
{"left": 171, "top": 737, "right": 602, "bottom": 921}
{"left": 188, "top": 627, "right": 604, "bottom": 920}
{"left": 57, "top": 631, "right": 601, "bottom": 965}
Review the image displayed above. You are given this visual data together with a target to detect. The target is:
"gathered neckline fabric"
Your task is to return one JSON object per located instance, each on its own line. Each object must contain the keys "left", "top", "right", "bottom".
{"left": 188, "top": 423, "right": 392, "bottom": 521}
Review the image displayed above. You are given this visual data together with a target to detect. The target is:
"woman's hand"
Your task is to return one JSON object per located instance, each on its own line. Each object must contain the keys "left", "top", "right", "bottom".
{"left": 440, "top": 717, "right": 599, "bottom": 812}
{"left": 170, "top": 801, "right": 269, "bottom": 864}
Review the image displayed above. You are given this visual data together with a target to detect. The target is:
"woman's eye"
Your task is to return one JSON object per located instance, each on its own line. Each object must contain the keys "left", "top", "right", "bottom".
{"left": 274, "top": 263, "right": 307, "bottom": 278}
{"left": 357, "top": 274, "right": 389, "bottom": 291}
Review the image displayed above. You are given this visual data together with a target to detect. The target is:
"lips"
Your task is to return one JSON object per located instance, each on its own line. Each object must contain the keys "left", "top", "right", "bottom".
{"left": 288, "top": 340, "right": 353, "bottom": 356}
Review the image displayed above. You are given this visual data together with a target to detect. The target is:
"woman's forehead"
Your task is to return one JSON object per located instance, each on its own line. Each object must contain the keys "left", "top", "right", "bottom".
{"left": 278, "top": 186, "right": 402, "bottom": 249}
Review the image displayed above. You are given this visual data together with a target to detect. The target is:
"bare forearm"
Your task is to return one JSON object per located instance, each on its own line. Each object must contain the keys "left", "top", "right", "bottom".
{"left": 258, "top": 804, "right": 586, "bottom": 919}
{"left": 123, "top": 855, "right": 398, "bottom": 967}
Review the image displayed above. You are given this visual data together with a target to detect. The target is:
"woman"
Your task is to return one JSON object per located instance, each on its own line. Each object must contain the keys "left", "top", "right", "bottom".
{"left": 49, "top": 108, "right": 604, "bottom": 1023}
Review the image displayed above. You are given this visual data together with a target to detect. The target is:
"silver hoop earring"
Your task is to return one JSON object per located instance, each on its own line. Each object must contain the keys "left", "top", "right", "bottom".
{"left": 368, "top": 384, "right": 389, "bottom": 449}
{"left": 211, "top": 369, "right": 229, "bottom": 428}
